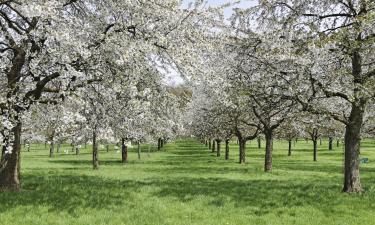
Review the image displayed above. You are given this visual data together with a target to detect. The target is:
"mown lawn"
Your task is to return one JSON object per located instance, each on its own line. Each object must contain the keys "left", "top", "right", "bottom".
{"left": 0, "top": 139, "right": 374, "bottom": 225}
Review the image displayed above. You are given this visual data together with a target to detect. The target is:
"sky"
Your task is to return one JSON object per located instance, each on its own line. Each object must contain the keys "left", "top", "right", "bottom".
{"left": 164, "top": 0, "right": 257, "bottom": 86}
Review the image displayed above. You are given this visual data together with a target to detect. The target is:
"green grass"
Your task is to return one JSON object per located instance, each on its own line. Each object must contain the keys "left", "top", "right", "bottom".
{"left": 1, "top": 139, "right": 375, "bottom": 225}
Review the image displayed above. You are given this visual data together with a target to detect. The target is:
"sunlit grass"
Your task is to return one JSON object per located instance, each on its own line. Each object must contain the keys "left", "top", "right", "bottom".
{"left": 0, "top": 138, "right": 374, "bottom": 225}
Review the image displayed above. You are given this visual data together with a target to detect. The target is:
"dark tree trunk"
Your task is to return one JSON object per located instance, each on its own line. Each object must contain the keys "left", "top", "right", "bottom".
{"left": 257, "top": 137, "right": 261, "bottom": 149}
{"left": 75, "top": 146, "right": 79, "bottom": 155}
{"left": 160, "top": 139, "right": 164, "bottom": 148}
{"left": 264, "top": 130, "right": 273, "bottom": 172}
{"left": 57, "top": 143, "right": 60, "bottom": 153}
{"left": 44, "top": 141, "right": 47, "bottom": 149}
{"left": 288, "top": 139, "right": 292, "bottom": 156}
{"left": 157, "top": 138, "right": 161, "bottom": 151}
{"left": 211, "top": 140, "right": 215, "bottom": 153}
{"left": 49, "top": 140, "right": 54, "bottom": 158}
{"left": 205, "top": 140, "right": 208, "bottom": 146}
{"left": 208, "top": 139, "right": 211, "bottom": 150}
{"left": 216, "top": 139, "right": 221, "bottom": 157}
{"left": 225, "top": 139, "right": 229, "bottom": 160}
{"left": 329, "top": 137, "right": 333, "bottom": 150}
{"left": 106, "top": 144, "right": 109, "bottom": 152}
{"left": 92, "top": 130, "right": 99, "bottom": 170}
{"left": 343, "top": 104, "right": 364, "bottom": 193}
{"left": 137, "top": 141, "right": 141, "bottom": 159}
{"left": 121, "top": 138, "right": 128, "bottom": 163}
{"left": 313, "top": 139, "right": 317, "bottom": 162}
{"left": 239, "top": 139, "right": 246, "bottom": 164}
{"left": 337, "top": 139, "right": 340, "bottom": 147}
{"left": 0, "top": 122, "right": 22, "bottom": 191}
{"left": 319, "top": 138, "right": 322, "bottom": 146}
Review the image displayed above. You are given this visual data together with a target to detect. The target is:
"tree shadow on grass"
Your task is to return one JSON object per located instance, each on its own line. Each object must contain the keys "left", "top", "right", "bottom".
{"left": 0, "top": 172, "right": 372, "bottom": 218}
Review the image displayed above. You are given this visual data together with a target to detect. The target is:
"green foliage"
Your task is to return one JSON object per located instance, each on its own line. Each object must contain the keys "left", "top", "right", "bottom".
{"left": 0, "top": 139, "right": 374, "bottom": 225}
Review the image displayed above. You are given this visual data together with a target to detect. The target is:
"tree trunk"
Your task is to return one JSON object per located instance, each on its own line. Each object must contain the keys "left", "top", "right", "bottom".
{"left": 216, "top": 140, "right": 221, "bottom": 157}
{"left": 0, "top": 122, "right": 22, "bottom": 191}
{"left": 329, "top": 137, "right": 333, "bottom": 150}
{"left": 75, "top": 146, "right": 79, "bottom": 155}
{"left": 342, "top": 104, "right": 364, "bottom": 193}
{"left": 211, "top": 140, "right": 215, "bottom": 153}
{"left": 137, "top": 141, "right": 141, "bottom": 159}
{"left": 208, "top": 139, "right": 211, "bottom": 150}
{"left": 225, "top": 139, "right": 229, "bottom": 160}
{"left": 337, "top": 139, "right": 340, "bottom": 147}
{"left": 121, "top": 138, "right": 128, "bottom": 163}
{"left": 57, "top": 142, "right": 60, "bottom": 153}
{"left": 205, "top": 140, "right": 208, "bottom": 146}
{"left": 106, "top": 144, "right": 109, "bottom": 152}
{"left": 239, "top": 139, "right": 246, "bottom": 164}
{"left": 257, "top": 137, "right": 261, "bottom": 149}
{"left": 264, "top": 130, "right": 273, "bottom": 172}
{"left": 92, "top": 130, "right": 99, "bottom": 170}
{"left": 49, "top": 140, "right": 54, "bottom": 158}
{"left": 319, "top": 138, "right": 322, "bottom": 146}
{"left": 313, "top": 139, "right": 317, "bottom": 162}
{"left": 157, "top": 138, "right": 161, "bottom": 151}
{"left": 288, "top": 139, "right": 292, "bottom": 156}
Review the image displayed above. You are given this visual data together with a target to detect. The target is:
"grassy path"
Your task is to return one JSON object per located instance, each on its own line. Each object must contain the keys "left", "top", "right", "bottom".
{"left": 0, "top": 139, "right": 374, "bottom": 225}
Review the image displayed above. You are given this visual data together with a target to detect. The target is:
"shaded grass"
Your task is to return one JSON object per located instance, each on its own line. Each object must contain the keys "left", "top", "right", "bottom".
{"left": 0, "top": 139, "right": 374, "bottom": 225}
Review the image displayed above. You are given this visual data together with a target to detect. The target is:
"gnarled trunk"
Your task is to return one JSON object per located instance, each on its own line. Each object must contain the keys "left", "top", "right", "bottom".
{"left": 225, "top": 139, "right": 229, "bottom": 160}
{"left": 343, "top": 103, "right": 364, "bottom": 193}
{"left": 0, "top": 122, "right": 22, "bottom": 191}
{"left": 239, "top": 138, "right": 246, "bottom": 164}
{"left": 264, "top": 130, "right": 273, "bottom": 172}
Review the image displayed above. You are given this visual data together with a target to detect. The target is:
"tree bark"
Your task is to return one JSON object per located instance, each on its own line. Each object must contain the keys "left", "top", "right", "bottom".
{"left": 137, "top": 141, "right": 141, "bottom": 159}
{"left": 211, "top": 140, "right": 215, "bottom": 153}
{"left": 49, "top": 140, "right": 54, "bottom": 158}
{"left": 337, "top": 139, "right": 340, "bottom": 147}
{"left": 157, "top": 138, "right": 161, "bottom": 151}
{"left": 225, "top": 139, "right": 229, "bottom": 160}
{"left": 313, "top": 139, "right": 317, "bottom": 162}
{"left": 329, "top": 137, "right": 333, "bottom": 150}
{"left": 121, "top": 138, "right": 127, "bottom": 163}
{"left": 239, "top": 139, "right": 246, "bottom": 164}
{"left": 343, "top": 104, "right": 364, "bottom": 193}
{"left": 75, "top": 146, "right": 79, "bottom": 155}
{"left": 288, "top": 139, "right": 292, "bottom": 156}
{"left": 257, "top": 137, "right": 261, "bottom": 149}
{"left": 264, "top": 130, "right": 273, "bottom": 172}
{"left": 0, "top": 122, "right": 22, "bottom": 191}
{"left": 216, "top": 139, "right": 221, "bottom": 157}
{"left": 208, "top": 139, "right": 211, "bottom": 150}
{"left": 92, "top": 130, "right": 99, "bottom": 170}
